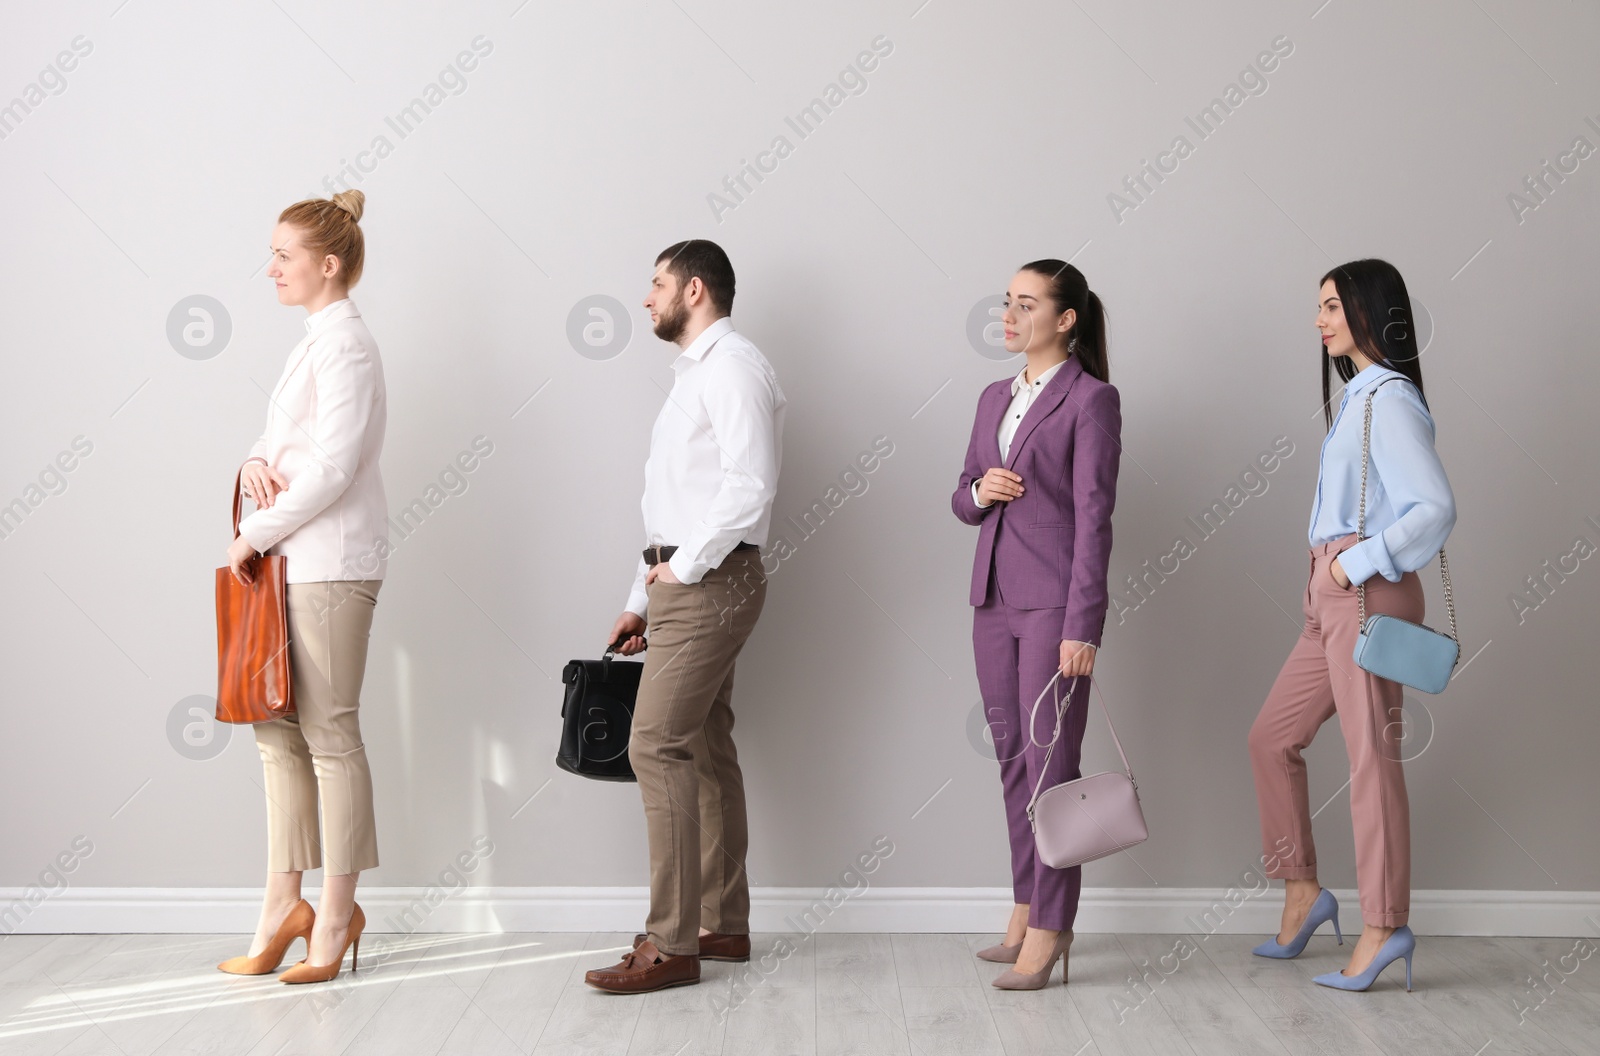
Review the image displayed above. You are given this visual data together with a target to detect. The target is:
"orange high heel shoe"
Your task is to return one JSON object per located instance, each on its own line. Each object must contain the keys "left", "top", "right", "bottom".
{"left": 217, "top": 898, "right": 315, "bottom": 975}
{"left": 280, "top": 903, "right": 366, "bottom": 984}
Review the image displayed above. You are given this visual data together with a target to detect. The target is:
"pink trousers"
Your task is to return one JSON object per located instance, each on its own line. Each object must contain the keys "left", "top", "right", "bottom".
{"left": 1248, "top": 533, "right": 1424, "bottom": 927}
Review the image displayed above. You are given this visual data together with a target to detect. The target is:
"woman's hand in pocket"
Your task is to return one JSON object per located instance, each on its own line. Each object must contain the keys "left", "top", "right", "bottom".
{"left": 1329, "top": 556, "right": 1353, "bottom": 590}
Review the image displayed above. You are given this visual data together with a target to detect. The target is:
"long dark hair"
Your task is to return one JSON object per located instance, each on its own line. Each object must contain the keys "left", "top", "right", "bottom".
{"left": 1320, "top": 258, "right": 1427, "bottom": 429}
{"left": 1020, "top": 259, "right": 1108, "bottom": 383}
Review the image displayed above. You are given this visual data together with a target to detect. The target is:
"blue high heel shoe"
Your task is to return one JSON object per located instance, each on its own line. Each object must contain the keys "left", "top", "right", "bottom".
{"left": 1251, "top": 888, "right": 1343, "bottom": 959}
{"left": 1314, "top": 926, "right": 1415, "bottom": 991}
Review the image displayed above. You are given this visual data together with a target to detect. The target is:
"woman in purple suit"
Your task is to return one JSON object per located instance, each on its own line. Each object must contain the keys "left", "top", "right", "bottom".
{"left": 952, "top": 260, "right": 1121, "bottom": 990}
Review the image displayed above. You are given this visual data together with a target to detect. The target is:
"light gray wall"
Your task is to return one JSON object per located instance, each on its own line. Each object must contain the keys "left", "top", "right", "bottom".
{"left": 2, "top": 0, "right": 1597, "bottom": 900}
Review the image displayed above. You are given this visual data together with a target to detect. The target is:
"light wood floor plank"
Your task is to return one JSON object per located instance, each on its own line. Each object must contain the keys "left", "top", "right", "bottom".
{"left": 531, "top": 983, "right": 646, "bottom": 1056}
{"left": 1501, "top": 936, "right": 1600, "bottom": 993}
{"left": 720, "top": 984, "right": 813, "bottom": 1056}
{"left": 1400, "top": 937, "right": 1573, "bottom": 1056}
{"left": 1317, "top": 986, "right": 1485, "bottom": 1056}
{"left": 342, "top": 983, "right": 472, "bottom": 1056}
{"left": 900, "top": 986, "right": 1004, "bottom": 1056}
{"left": 627, "top": 973, "right": 728, "bottom": 1056}
{"left": 817, "top": 978, "right": 909, "bottom": 1056}
{"left": 6, "top": 929, "right": 1588, "bottom": 1055}
{"left": 1118, "top": 934, "right": 1289, "bottom": 1056}
{"left": 462, "top": 933, "right": 591, "bottom": 1051}
{"left": 1243, "top": 984, "right": 1392, "bottom": 1056}
{"left": 0, "top": 936, "right": 62, "bottom": 977}
{"left": 818, "top": 933, "right": 899, "bottom": 989}
{"left": 1066, "top": 982, "right": 1200, "bottom": 1056}
{"left": 891, "top": 935, "right": 982, "bottom": 989}
{"left": 240, "top": 978, "right": 401, "bottom": 1056}
{"left": 1194, "top": 933, "right": 1351, "bottom": 991}
{"left": 984, "top": 981, "right": 1098, "bottom": 1056}
{"left": 438, "top": 1000, "right": 542, "bottom": 1056}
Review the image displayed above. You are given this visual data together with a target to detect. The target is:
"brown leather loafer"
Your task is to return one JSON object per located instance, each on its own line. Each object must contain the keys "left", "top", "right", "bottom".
{"left": 585, "top": 940, "right": 700, "bottom": 994}
{"left": 632, "top": 931, "right": 751, "bottom": 962}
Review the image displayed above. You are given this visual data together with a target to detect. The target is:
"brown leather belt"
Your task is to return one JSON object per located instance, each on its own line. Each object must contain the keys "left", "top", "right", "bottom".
{"left": 643, "top": 541, "right": 758, "bottom": 566}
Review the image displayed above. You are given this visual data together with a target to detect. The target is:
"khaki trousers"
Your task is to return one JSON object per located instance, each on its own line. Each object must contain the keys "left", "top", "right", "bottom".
{"left": 1248, "top": 534, "right": 1422, "bottom": 927}
{"left": 254, "top": 579, "right": 383, "bottom": 876}
{"left": 628, "top": 550, "right": 767, "bottom": 956}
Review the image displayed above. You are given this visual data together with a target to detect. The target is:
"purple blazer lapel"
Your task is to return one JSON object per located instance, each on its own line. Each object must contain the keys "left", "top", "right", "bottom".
{"left": 1003, "top": 356, "right": 1085, "bottom": 470}
{"left": 979, "top": 383, "right": 1008, "bottom": 470}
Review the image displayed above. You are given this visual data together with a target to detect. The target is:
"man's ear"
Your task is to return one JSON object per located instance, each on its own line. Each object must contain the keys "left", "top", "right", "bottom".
{"left": 684, "top": 276, "right": 704, "bottom": 307}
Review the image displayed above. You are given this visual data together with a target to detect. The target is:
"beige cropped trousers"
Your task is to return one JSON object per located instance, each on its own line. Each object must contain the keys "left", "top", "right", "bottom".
{"left": 253, "top": 579, "right": 383, "bottom": 876}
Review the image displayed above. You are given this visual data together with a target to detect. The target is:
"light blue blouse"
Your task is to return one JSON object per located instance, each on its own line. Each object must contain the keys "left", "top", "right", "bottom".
{"left": 1308, "top": 364, "right": 1456, "bottom": 586}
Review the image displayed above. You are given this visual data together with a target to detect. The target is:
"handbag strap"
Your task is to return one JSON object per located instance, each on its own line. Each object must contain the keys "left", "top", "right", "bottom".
{"left": 1355, "top": 376, "right": 1458, "bottom": 642}
{"left": 231, "top": 468, "right": 244, "bottom": 540}
{"left": 1023, "top": 671, "right": 1137, "bottom": 819}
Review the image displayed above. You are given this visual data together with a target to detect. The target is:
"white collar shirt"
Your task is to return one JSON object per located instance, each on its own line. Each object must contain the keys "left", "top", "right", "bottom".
{"left": 626, "top": 316, "right": 787, "bottom": 617}
{"left": 971, "top": 358, "right": 1069, "bottom": 508}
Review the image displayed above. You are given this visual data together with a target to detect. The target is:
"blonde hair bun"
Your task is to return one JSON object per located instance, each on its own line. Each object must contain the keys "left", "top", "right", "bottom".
{"left": 279, "top": 191, "right": 367, "bottom": 287}
{"left": 331, "top": 189, "right": 365, "bottom": 223}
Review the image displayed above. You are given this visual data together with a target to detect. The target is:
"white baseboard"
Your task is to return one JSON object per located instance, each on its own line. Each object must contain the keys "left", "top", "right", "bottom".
{"left": 3, "top": 886, "right": 1596, "bottom": 937}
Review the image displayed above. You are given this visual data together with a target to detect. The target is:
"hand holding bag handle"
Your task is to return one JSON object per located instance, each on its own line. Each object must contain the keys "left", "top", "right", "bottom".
{"left": 1023, "top": 670, "right": 1149, "bottom": 869}
{"left": 1350, "top": 377, "right": 1461, "bottom": 693}
{"left": 215, "top": 467, "right": 295, "bottom": 724}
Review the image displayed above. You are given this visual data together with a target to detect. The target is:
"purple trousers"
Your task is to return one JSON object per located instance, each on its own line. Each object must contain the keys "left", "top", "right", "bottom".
{"left": 973, "top": 580, "right": 1089, "bottom": 932}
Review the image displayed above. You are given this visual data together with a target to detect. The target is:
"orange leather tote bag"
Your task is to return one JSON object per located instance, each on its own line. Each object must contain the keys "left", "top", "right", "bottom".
{"left": 215, "top": 470, "right": 294, "bottom": 723}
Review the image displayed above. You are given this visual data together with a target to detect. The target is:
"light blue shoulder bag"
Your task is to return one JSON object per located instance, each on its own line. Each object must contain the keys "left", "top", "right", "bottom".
{"left": 1350, "top": 379, "right": 1460, "bottom": 694}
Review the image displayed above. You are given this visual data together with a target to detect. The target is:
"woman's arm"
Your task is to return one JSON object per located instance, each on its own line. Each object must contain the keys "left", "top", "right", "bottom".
{"left": 1336, "top": 387, "right": 1455, "bottom": 586}
{"left": 237, "top": 334, "right": 380, "bottom": 554}
{"left": 952, "top": 392, "right": 995, "bottom": 526}
{"left": 1061, "top": 383, "right": 1122, "bottom": 648}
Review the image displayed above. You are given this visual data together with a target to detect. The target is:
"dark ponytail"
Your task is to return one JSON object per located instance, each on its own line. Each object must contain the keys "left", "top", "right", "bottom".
{"left": 1020, "top": 259, "right": 1109, "bottom": 382}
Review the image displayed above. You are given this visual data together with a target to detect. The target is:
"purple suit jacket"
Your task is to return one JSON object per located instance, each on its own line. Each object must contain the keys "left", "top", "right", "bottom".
{"left": 951, "top": 356, "right": 1122, "bottom": 647}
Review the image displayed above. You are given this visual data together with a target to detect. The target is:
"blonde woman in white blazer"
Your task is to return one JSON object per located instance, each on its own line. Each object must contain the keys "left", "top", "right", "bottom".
{"left": 217, "top": 190, "right": 387, "bottom": 985}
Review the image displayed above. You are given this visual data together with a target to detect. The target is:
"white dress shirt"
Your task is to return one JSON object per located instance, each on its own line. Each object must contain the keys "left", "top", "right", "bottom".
{"left": 972, "top": 358, "right": 1069, "bottom": 508}
{"left": 625, "top": 316, "right": 786, "bottom": 618}
{"left": 238, "top": 298, "right": 390, "bottom": 583}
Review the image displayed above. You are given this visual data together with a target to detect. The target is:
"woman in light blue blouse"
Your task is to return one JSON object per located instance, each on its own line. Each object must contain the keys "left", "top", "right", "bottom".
{"left": 1247, "top": 259, "right": 1456, "bottom": 992}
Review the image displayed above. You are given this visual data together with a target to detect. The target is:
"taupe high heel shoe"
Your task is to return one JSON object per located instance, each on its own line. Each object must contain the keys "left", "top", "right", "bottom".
{"left": 280, "top": 904, "right": 366, "bottom": 985}
{"left": 217, "top": 898, "right": 315, "bottom": 975}
{"left": 991, "top": 929, "right": 1073, "bottom": 989}
{"left": 975, "top": 940, "right": 1022, "bottom": 963}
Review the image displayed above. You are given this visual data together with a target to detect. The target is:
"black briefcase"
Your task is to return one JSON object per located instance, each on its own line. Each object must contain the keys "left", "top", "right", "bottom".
{"left": 557, "top": 641, "right": 643, "bottom": 781}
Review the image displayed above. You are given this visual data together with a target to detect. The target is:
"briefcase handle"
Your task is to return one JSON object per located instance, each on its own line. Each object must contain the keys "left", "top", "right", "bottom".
{"left": 599, "top": 634, "right": 648, "bottom": 680}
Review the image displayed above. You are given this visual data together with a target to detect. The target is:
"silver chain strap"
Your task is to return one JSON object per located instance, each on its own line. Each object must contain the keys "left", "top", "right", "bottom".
{"left": 1356, "top": 380, "right": 1458, "bottom": 642}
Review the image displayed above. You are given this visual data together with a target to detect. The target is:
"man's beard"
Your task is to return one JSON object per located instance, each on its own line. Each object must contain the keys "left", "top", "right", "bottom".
{"left": 652, "top": 289, "right": 689, "bottom": 343}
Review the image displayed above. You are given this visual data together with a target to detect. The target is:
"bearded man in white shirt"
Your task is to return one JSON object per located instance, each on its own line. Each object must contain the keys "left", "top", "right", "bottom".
{"left": 585, "top": 240, "right": 787, "bottom": 995}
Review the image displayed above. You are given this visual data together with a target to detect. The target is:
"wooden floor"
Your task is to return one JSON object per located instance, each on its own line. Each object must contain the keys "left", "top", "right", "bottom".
{"left": 0, "top": 930, "right": 1595, "bottom": 1055}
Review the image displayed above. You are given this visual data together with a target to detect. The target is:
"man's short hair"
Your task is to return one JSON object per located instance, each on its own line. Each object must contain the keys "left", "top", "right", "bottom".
{"left": 655, "top": 240, "right": 735, "bottom": 315}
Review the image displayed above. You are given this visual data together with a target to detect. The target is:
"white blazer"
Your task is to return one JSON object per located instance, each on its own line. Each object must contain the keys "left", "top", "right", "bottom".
{"left": 238, "top": 298, "right": 389, "bottom": 583}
